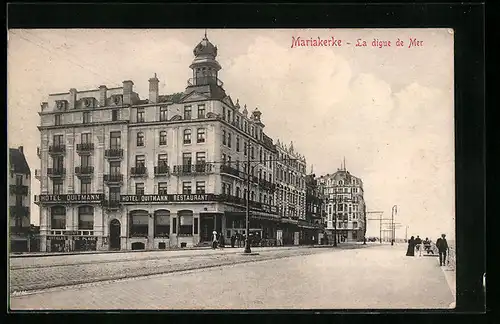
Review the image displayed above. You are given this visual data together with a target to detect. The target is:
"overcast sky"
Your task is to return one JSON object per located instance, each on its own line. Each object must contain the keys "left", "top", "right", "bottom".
{"left": 7, "top": 29, "right": 454, "bottom": 241}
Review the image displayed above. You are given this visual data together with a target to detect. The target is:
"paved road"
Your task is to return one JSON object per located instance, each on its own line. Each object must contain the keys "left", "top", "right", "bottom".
{"left": 10, "top": 244, "right": 454, "bottom": 310}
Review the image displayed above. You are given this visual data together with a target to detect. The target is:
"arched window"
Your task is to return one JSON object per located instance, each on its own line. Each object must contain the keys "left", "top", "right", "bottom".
{"left": 130, "top": 210, "right": 149, "bottom": 237}
{"left": 51, "top": 206, "right": 66, "bottom": 229}
{"left": 178, "top": 210, "right": 193, "bottom": 236}
{"left": 78, "top": 206, "right": 94, "bottom": 230}
{"left": 137, "top": 132, "right": 144, "bottom": 146}
{"left": 154, "top": 210, "right": 170, "bottom": 237}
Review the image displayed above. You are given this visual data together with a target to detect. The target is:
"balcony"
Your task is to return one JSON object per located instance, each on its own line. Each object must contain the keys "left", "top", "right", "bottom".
{"left": 9, "top": 185, "right": 28, "bottom": 196}
{"left": 259, "top": 179, "right": 276, "bottom": 192}
{"left": 49, "top": 145, "right": 66, "bottom": 155}
{"left": 130, "top": 167, "right": 148, "bottom": 177}
{"left": 104, "top": 174, "right": 123, "bottom": 185}
{"left": 102, "top": 200, "right": 121, "bottom": 210}
{"left": 172, "top": 163, "right": 215, "bottom": 176}
{"left": 76, "top": 143, "right": 95, "bottom": 154}
{"left": 187, "top": 76, "right": 224, "bottom": 87}
{"left": 220, "top": 165, "right": 245, "bottom": 179}
{"left": 154, "top": 165, "right": 170, "bottom": 176}
{"left": 35, "top": 169, "right": 41, "bottom": 180}
{"left": 105, "top": 148, "right": 123, "bottom": 160}
{"left": 218, "top": 194, "right": 278, "bottom": 215}
{"left": 75, "top": 166, "right": 94, "bottom": 178}
{"left": 47, "top": 168, "right": 66, "bottom": 178}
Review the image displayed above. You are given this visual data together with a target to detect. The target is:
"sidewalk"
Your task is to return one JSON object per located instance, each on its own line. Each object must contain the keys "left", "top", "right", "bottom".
{"left": 10, "top": 242, "right": 365, "bottom": 258}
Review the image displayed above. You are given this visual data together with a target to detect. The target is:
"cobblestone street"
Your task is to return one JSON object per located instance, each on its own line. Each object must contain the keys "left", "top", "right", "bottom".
{"left": 9, "top": 244, "right": 455, "bottom": 310}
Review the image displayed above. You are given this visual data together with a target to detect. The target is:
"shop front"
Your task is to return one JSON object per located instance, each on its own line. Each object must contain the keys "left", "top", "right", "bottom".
{"left": 73, "top": 236, "right": 98, "bottom": 251}
{"left": 47, "top": 235, "right": 67, "bottom": 252}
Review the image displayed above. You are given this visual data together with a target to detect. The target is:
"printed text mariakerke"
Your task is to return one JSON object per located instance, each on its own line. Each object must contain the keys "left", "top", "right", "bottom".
{"left": 291, "top": 36, "right": 342, "bottom": 48}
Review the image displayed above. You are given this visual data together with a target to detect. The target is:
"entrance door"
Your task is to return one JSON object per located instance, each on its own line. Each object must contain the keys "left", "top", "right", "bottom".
{"left": 109, "top": 219, "right": 121, "bottom": 250}
{"left": 200, "top": 216, "right": 214, "bottom": 242}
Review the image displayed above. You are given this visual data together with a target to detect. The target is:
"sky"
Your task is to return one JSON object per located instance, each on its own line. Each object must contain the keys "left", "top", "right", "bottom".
{"left": 7, "top": 29, "right": 455, "bottom": 241}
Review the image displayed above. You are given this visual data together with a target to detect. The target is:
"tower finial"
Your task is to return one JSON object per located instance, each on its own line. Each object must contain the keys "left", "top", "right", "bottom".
{"left": 204, "top": 29, "right": 207, "bottom": 39}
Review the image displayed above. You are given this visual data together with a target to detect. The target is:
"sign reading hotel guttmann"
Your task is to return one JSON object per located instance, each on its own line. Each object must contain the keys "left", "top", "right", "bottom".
{"left": 36, "top": 194, "right": 104, "bottom": 203}
{"left": 120, "top": 194, "right": 217, "bottom": 203}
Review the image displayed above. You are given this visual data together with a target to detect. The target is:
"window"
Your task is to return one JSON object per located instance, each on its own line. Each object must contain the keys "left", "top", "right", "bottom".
{"left": 222, "top": 107, "right": 226, "bottom": 121}
{"left": 182, "top": 153, "right": 192, "bottom": 166}
{"left": 81, "top": 133, "right": 91, "bottom": 144}
{"left": 135, "top": 183, "right": 145, "bottom": 195}
{"left": 109, "top": 187, "right": 120, "bottom": 202}
{"left": 236, "top": 137, "right": 240, "bottom": 152}
{"left": 130, "top": 210, "right": 149, "bottom": 237}
{"left": 353, "top": 221, "right": 358, "bottom": 228}
{"left": 244, "top": 121, "right": 248, "bottom": 133}
{"left": 183, "top": 129, "right": 192, "bottom": 144}
{"left": 222, "top": 153, "right": 226, "bottom": 165}
{"left": 184, "top": 106, "right": 192, "bottom": 120}
{"left": 53, "top": 156, "right": 64, "bottom": 171}
{"left": 236, "top": 116, "right": 240, "bottom": 128}
{"left": 78, "top": 206, "right": 94, "bottom": 230}
{"left": 222, "top": 130, "right": 226, "bottom": 145}
{"left": 196, "top": 181, "right": 206, "bottom": 194}
{"left": 16, "top": 174, "right": 23, "bottom": 186}
{"left": 109, "top": 161, "right": 121, "bottom": 175}
{"left": 53, "top": 180, "right": 63, "bottom": 194}
{"left": 244, "top": 142, "right": 247, "bottom": 156}
{"left": 196, "top": 152, "right": 206, "bottom": 164}
{"left": 51, "top": 206, "right": 66, "bottom": 229}
{"left": 159, "top": 131, "right": 167, "bottom": 145}
{"left": 197, "top": 105, "right": 205, "bottom": 118}
{"left": 182, "top": 182, "right": 192, "bottom": 194}
{"left": 160, "top": 106, "right": 168, "bottom": 121}
{"left": 158, "top": 182, "right": 168, "bottom": 195}
{"left": 137, "top": 108, "right": 145, "bottom": 122}
{"left": 55, "top": 114, "right": 61, "bottom": 126}
{"left": 259, "top": 149, "right": 262, "bottom": 162}
{"left": 251, "top": 126, "right": 254, "bottom": 137}
{"left": 112, "top": 109, "right": 119, "bottom": 121}
{"left": 136, "top": 132, "right": 144, "bottom": 146}
{"left": 83, "top": 112, "right": 90, "bottom": 124}
{"left": 53, "top": 135, "right": 64, "bottom": 146}
{"left": 80, "top": 179, "right": 91, "bottom": 194}
{"left": 251, "top": 147, "right": 255, "bottom": 159}
{"left": 228, "top": 132, "right": 232, "bottom": 148}
{"left": 155, "top": 210, "right": 170, "bottom": 237}
{"left": 197, "top": 128, "right": 206, "bottom": 143}
{"left": 110, "top": 131, "right": 121, "bottom": 149}
{"left": 158, "top": 154, "right": 168, "bottom": 166}
{"left": 135, "top": 155, "right": 146, "bottom": 169}
{"left": 194, "top": 218, "right": 198, "bottom": 235}
{"left": 178, "top": 210, "right": 193, "bottom": 235}
{"left": 236, "top": 187, "right": 241, "bottom": 198}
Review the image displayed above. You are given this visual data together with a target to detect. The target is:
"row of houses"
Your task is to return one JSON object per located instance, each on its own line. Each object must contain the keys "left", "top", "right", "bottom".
{"left": 9, "top": 34, "right": 366, "bottom": 253}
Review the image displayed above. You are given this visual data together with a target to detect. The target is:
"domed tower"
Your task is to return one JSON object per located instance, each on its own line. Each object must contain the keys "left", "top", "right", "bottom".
{"left": 189, "top": 31, "right": 223, "bottom": 87}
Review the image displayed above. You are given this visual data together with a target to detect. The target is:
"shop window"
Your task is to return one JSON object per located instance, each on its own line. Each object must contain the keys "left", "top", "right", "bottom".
{"left": 51, "top": 206, "right": 66, "bottom": 229}
{"left": 154, "top": 210, "right": 170, "bottom": 237}
{"left": 178, "top": 210, "right": 193, "bottom": 236}
{"left": 130, "top": 210, "right": 149, "bottom": 237}
{"left": 78, "top": 206, "right": 94, "bottom": 230}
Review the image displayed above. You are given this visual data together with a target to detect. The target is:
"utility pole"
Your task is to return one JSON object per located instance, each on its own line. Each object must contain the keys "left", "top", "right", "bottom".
{"left": 244, "top": 145, "right": 252, "bottom": 254}
{"left": 391, "top": 205, "right": 397, "bottom": 246}
{"left": 405, "top": 225, "right": 408, "bottom": 242}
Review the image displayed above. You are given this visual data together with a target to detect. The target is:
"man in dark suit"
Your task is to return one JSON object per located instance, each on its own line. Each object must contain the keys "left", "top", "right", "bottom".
{"left": 436, "top": 234, "right": 449, "bottom": 266}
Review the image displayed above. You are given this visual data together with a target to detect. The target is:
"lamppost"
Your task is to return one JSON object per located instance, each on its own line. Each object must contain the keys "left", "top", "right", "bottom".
{"left": 244, "top": 145, "right": 252, "bottom": 254}
{"left": 391, "top": 205, "right": 397, "bottom": 246}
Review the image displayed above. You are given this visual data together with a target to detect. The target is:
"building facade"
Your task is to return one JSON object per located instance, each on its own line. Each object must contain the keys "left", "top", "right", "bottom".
{"left": 305, "top": 173, "right": 325, "bottom": 244}
{"left": 9, "top": 146, "right": 31, "bottom": 252}
{"left": 318, "top": 166, "right": 366, "bottom": 243}
{"left": 35, "top": 34, "right": 301, "bottom": 252}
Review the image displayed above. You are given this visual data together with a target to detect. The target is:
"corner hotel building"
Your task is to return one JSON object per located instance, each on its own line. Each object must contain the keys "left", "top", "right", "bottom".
{"left": 36, "top": 35, "right": 316, "bottom": 252}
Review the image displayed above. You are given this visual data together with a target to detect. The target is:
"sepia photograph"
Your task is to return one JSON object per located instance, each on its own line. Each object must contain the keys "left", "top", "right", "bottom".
{"left": 8, "top": 28, "right": 455, "bottom": 310}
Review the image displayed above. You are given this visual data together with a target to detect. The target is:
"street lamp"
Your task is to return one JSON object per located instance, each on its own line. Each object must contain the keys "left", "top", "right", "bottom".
{"left": 391, "top": 205, "right": 397, "bottom": 246}
{"left": 244, "top": 146, "right": 252, "bottom": 254}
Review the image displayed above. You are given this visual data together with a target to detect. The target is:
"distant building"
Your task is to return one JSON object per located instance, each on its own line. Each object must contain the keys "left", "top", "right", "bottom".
{"left": 318, "top": 164, "right": 366, "bottom": 243}
{"left": 304, "top": 172, "right": 325, "bottom": 244}
{"left": 9, "top": 146, "right": 31, "bottom": 252}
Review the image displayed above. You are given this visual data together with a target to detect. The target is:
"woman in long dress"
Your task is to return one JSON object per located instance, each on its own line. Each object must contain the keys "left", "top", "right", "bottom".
{"left": 406, "top": 236, "right": 415, "bottom": 256}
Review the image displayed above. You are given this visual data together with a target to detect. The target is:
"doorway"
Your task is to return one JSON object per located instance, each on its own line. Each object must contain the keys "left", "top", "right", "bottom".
{"left": 200, "top": 215, "right": 215, "bottom": 242}
{"left": 109, "top": 219, "right": 121, "bottom": 250}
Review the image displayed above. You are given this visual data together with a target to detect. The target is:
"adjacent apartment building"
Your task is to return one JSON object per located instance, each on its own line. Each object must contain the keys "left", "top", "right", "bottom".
{"left": 36, "top": 34, "right": 319, "bottom": 252}
{"left": 318, "top": 165, "right": 366, "bottom": 243}
{"left": 9, "top": 146, "right": 31, "bottom": 252}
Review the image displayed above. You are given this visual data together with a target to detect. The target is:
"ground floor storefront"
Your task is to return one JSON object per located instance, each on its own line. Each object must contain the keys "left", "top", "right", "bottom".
{"left": 323, "top": 228, "right": 365, "bottom": 243}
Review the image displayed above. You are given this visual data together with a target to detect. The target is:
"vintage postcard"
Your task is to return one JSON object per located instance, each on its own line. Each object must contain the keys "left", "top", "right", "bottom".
{"left": 8, "top": 28, "right": 455, "bottom": 310}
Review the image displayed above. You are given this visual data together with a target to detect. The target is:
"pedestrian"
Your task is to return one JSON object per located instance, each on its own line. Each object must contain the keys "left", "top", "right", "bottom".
{"left": 212, "top": 231, "right": 218, "bottom": 249}
{"left": 436, "top": 234, "right": 449, "bottom": 266}
{"left": 219, "top": 233, "right": 225, "bottom": 249}
{"left": 230, "top": 233, "right": 236, "bottom": 248}
{"left": 414, "top": 235, "right": 423, "bottom": 256}
{"left": 406, "top": 236, "right": 415, "bottom": 256}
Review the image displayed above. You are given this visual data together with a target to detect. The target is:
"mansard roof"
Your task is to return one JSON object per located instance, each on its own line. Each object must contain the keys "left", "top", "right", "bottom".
{"left": 9, "top": 148, "right": 30, "bottom": 175}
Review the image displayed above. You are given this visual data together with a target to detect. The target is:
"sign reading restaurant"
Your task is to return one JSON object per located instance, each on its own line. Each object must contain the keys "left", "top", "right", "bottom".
{"left": 36, "top": 194, "right": 104, "bottom": 203}
{"left": 120, "top": 194, "right": 217, "bottom": 203}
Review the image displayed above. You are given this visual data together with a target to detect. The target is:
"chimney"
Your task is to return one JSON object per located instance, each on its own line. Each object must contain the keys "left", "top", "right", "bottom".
{"left": 148, "top": 73, "right": 159, "bottom": 103}
{"left": 99, "top": 85, "right": 107, "bottom": 107}
{"left": 69, "top": 88, "right": 77, "bottom": 109}
{"left": 122, "top": 80, "right": 134, "bottom": 105}
{"left": 18, "top": 146, "right": 23, "bottom": 154}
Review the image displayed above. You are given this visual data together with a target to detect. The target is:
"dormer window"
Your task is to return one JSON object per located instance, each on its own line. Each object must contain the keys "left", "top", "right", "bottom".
{"left": 56, "top": 100, "right": 67, "bottom": 111}
{"left": 113, "top": 95, "right": 122, "bottom": 105}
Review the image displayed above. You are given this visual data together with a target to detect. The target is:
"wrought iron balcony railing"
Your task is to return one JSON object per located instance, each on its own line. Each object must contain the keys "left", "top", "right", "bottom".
{"left": 102, "top": 200, "right": 121, "bottom": 210}
{"left": 259, "top": 179, "right": 276, "bottom": 191}
{"left": 154, "top": 165, "right": 170, "bottom": 176}
{"left": 9, "top": 185, "right": 28, "bottom": 196}
{"left": 130, "top": 167, "right": 148, "bottom": 177}
{"left": 104, "top": 174, "right": 123, "bottom": 184}
{"left": 76, "top": 143, "right": 95, "bottom": 153}
{"left": 105, "top": 148, "right": 124, "bottom": 159}
{"left": 220, "top": 165, "right": 244, "bottom": 178}
{"left": 47, "top": 168, "right": 66, "bottom": 177}
{"left": 49, "top": 145, "right": 66, "bottom": 154}
{"left": 75, "top": 166, "right": 94, "bottom": 176}
{"left": 217, "top": 194, "right": 278, "bottom": 214}
{"left": 172, "top": 163, "right": 215, "bottom": 175}
{"left": 9, "top": 206, "right": 30, "bottom": 216}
